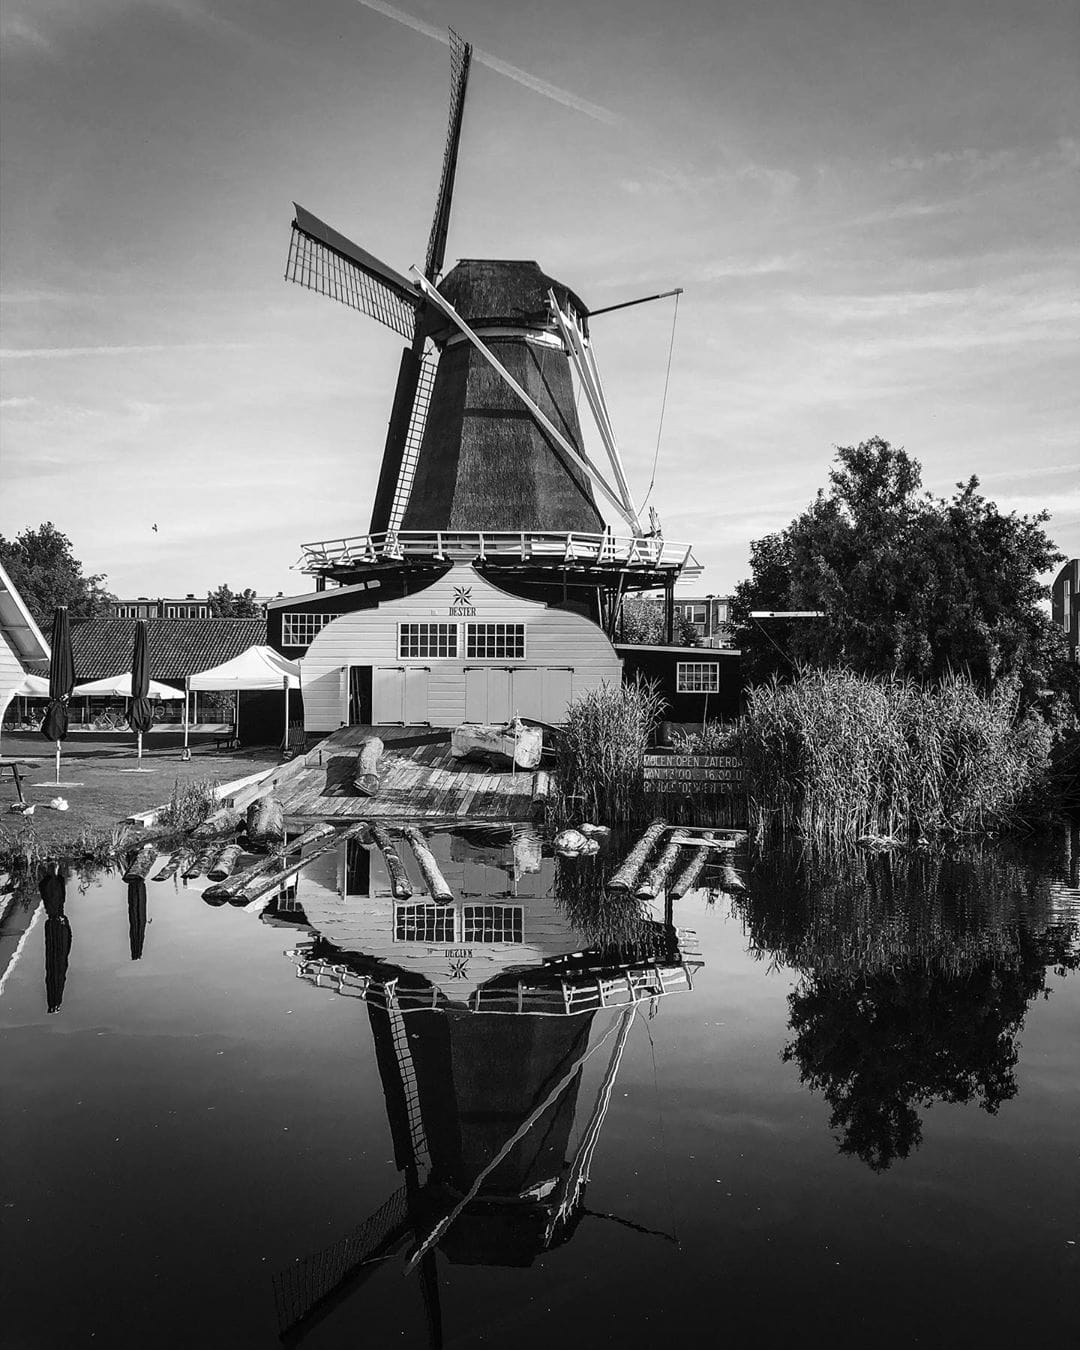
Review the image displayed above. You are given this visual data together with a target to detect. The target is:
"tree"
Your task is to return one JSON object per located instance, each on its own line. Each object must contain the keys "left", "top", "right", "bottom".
{"left": 731, "top": 437, "right": 1071, "bottom": 709}
{"left": 616, "top": 595, "right": 700, "bottom": 646}
{"left": 0, "top": 522, "right": 114, "bottom": 626}
{"left": 207, "top": 584, "right": 262, "bottom": 618}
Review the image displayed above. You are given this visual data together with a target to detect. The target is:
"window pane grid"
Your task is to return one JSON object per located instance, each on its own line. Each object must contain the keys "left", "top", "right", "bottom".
{"left": 399, "top": 623, "right": 458, "bottom": 659}
{"left": 465, "top": 623, "right": 526, "bottom": 659}
{"left": 463, "top": 905, "right": 524, "bottom": 943}
{"left": 395, "top": 904, "right": 455, "bottom": 943}
{"left": 282, "top": 612, "right": 336, "bottom": 646}
{"left": 677, "top": 661, "right": 720, "bottom": 693}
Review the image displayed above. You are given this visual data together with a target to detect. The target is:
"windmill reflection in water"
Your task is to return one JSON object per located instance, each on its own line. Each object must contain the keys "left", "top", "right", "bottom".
{"left": 271, "top": 827, "right": 702, "bottom": 1345}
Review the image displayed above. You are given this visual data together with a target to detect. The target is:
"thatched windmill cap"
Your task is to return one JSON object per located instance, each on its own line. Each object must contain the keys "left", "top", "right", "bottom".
{"left": 430, "top": 259, "right": 590, "bottom": 336}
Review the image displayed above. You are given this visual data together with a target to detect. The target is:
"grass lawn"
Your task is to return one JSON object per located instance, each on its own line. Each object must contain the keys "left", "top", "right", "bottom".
{"left": 1, "top": 729, "right": 281, "bottom": 847}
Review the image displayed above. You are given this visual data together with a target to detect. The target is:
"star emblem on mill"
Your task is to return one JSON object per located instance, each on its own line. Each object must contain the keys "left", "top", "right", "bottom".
{"left": 453, "top": 586, "right": 472, "bottom": 606}
{"left": 447, "top": 957, "right": 470, "bottom": 979}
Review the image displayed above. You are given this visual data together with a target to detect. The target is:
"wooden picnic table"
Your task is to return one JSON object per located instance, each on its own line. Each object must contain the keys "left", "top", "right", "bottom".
{"left": 0, "top": 757, "right": 38, "bottom": 805}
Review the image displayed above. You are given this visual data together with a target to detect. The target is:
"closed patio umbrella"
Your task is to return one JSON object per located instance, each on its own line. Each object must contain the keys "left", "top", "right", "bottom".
{"left": 40, "top": 606, "right": 78, "bottom": 786}
{"left": 124, "top": 621, "right": 154, "bottom": 770}
{"left": 40, "top": 864, "right": 71, "bottom": 1014}
{"left": 127, "top": 878, "right": 148, "bottom": 960}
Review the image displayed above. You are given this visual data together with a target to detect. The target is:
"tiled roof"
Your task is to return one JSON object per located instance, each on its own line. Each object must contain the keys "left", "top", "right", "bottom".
{"left": 71, "top": 618, "right": 267, "bottom": 683}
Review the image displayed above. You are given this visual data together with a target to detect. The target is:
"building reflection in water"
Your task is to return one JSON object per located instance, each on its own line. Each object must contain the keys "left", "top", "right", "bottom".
{"left": 268, "top": 826, "right": 702, "bottom": 1345}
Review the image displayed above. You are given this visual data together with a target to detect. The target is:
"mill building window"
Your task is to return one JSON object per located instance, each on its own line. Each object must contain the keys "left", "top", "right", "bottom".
{"left": 395, "top": 903, "right": 455, "bottom": 943}
{"left": 677, "top": 662, "right": 720, "bottom": 694}
{"left": 465, "top": 622, "right": 526, "bottom": 659}
{"left": 463, "top": 905, "right": 524, "bottom": 943}
{"left": 399, "top": 622, "right": 458, "bottom": 659}
{"left": 281, "top": 612, "right": 337, "bottom": 646}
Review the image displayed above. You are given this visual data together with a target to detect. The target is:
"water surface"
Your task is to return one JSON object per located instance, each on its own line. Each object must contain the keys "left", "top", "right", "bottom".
{"left": 2, "top": 828, "right": 1077, "bottom": 1348}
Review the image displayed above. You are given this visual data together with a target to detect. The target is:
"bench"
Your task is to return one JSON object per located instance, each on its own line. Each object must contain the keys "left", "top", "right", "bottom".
{"left": 214, "top": 729, "right": 241, "bottom": 752}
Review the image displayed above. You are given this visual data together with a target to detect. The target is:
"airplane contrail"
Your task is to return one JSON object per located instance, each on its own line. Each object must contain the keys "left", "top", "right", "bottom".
{"left": 357, "top": 0, "right": 620, "bottom": 126}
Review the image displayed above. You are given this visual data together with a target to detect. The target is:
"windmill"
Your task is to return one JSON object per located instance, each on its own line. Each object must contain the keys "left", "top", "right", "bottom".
{"left": 284, "top": 29, "right": 684, "bottom": 587}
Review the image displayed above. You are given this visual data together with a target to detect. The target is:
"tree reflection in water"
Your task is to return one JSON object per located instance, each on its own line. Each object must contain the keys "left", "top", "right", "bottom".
{"left": 738, "top": 843, "right": 1080, "bottom": 1171}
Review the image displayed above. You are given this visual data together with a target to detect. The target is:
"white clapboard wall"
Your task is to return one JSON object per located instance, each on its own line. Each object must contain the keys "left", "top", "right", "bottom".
{"left": 300, "top": 563, "right": 623, "bottom": 731}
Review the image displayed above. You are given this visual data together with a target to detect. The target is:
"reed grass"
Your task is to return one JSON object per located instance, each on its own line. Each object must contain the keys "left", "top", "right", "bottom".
{"left": 739, "top": 668, "right": 1051, "bottom": 848}
{"left": 551, "top": 678, "right": 666, "bottom": 826}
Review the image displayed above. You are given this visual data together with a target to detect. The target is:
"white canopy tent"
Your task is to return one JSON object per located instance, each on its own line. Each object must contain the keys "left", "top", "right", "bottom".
{"left": 73, "top": 674, "right": 186, "bottom": 700}
{"left": 12, "top": 673, "right": 50, "bottom": 697}
{"left": 185, "top": 646, "right": 301, "bottom": 750}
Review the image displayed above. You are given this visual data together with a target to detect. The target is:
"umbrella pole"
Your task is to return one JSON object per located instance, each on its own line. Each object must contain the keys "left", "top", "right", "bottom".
{"left": 55, "top": 741, "right": 60, "bottom": 785}
{"left": 137, "top": 730, "right": 143, "bottom": 763}
{"left": 283, "top": 675, "right": 289, "bottom": 752}
{"left": 182, "top": 678, "right": 191, "bottom": 761}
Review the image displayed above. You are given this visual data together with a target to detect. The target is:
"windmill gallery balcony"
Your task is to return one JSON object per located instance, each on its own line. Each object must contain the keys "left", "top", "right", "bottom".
{"left": 295, "top": 529, "right": 701, "bottom": 583}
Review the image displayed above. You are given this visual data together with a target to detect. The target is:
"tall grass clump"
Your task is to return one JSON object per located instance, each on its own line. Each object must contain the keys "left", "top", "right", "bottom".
{"left": 552, "top": 678, "right": 665, "bottom": 826}
{"left": 157, "top": 777, "right": 219, "bottom": 832}
{"left": 743, "top": 668, "right": 1051, "bottom": 848}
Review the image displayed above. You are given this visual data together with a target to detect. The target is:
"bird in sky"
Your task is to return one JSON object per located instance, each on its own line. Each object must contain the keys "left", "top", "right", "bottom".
{"left": 152, "top": 524, "right": 158, "bottom": 532}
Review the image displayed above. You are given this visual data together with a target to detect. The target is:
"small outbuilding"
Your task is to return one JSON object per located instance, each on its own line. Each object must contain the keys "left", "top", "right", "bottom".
{"left": 300, "top": 563, "right": 623, "bottom": 733}
{"left": 0, "top": 562, "right": 50, "bottom": 731}
{"left": 616, "top": 642, "right": 742, "bottom": 723}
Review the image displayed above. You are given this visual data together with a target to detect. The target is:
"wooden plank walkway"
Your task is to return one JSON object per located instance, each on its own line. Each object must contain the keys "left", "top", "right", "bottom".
{"left": 276, "top": 725, "right": 542, "bottom": 825}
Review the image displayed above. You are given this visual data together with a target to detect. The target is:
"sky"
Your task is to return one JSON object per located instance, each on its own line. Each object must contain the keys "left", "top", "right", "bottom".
{"left": 1, "top": 0, "right": 1077, "bottom": 601}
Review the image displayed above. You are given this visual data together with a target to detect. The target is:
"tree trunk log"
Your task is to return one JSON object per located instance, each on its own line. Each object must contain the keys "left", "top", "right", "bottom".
{"left": 246, "top": 796, "right": 285, "bottom": 851}
{"left": 669, "top": 837, "right": 713, "bottom": 899}
{"left": 237, "top": 822, "right": 366, "bottom": 906}
{"left": 354, "top": 736, "right": 383, "bottom": 797}
{"left": 207, "top": 843, "right": 244, "bottom": 881}
{"left": 192, "top": 807, "right": 243, "bottom": 839}
{"left": 151, "top": 851, "right": 189, "bottom": 882}
{"left": 183, "top": 844, "right": 220, "bottom": 879}
{"left": 403, "top": 826, "right": 453, "bottom": 901}
{"left": 450, "top": 721, "right": 542, "bottom": 770}
{"left": 371, "top": 823, "right": 413, "bottom": 899}
{"left": 202, "top": 822, "right": 335, "bottom": 900}
{"left": 636, "top": 839, "right": 684, "bottom": 899}
{"left": 607, "top": 819, "right": 667, "bottom": 892}
{"left": 122, "top": 843, "right": 159, "bottom": 881}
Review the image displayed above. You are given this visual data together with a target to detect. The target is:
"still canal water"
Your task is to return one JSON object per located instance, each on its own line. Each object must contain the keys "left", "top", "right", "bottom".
{"left": 3, "top": 828, "right": 1077, "bottom": 1348}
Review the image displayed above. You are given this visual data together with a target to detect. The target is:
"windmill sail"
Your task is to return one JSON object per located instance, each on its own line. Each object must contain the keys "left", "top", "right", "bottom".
{"left": 369, "top": 31, "right": 471, "bottom": 535}
{"left": 425, "top": 29, "right": 472, "bottom": 281}
{"left": 285, "top": 204, "right": 419, "bottom": 339}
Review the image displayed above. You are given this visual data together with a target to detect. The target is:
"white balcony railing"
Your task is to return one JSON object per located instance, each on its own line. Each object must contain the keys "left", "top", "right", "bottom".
{"left": 295, "top": 530, "right": 701, "bottom": 576}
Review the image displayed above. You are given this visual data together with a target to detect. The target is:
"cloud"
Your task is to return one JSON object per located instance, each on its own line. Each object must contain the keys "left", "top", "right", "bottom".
{"left": 0, "top": 342, "right": 251, "bottom": 360}
{"left": 356, "top": 1, "right": 620, "bottom": 125}
{"left": 704, "top": 255, "right": 801, "bottom": 281}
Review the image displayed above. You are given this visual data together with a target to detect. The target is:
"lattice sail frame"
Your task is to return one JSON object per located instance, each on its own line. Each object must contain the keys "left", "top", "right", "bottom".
{"left": 424, "top": 28, "right": 472, "bottom": 280}
{"left": 285, "top": 211, "right": 417, "bottom": 340}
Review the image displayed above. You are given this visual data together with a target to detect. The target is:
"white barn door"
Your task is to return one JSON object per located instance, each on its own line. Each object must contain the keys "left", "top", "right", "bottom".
{"left": 404, "top": 668, "right": 430, "bottom": 724}
{"left": 510, "top": 668, "right": 542, "bottom": 721}
{"left": 541, "top": 667, "right": 574, "bottom": 724}
{"left": 373, "top": 667, "right": 405, "bottom": 723}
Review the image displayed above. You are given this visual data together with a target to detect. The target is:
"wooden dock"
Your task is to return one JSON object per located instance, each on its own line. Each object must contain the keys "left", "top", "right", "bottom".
{"left": 274, "top": 725, "right": 542, "bottom": 825}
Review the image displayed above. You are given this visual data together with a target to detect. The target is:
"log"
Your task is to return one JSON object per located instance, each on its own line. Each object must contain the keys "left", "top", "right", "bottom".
{"left": 237, "top": 822, "right": 367, "bottom": 906}
{"left": 192, "top": 806, "right": 243, "bottom": 839}
{"left": 183, "top": 844, "right": 220, "bottom": 880}
{"left": 450, "top": 720, "right": 542, "bottom": 770}
{"left": 531, "top": 770, "right": 551, "bottom": 802}
{"left": 122, "top": 843, "right": 159, "bottom": 882}
{"left": 607, "top": 818, "right": 667, "bottom": 893}
{"left": 403, "top": 826, "right": 453, "bottom": 902}
{"left": 719, "top": 861, "right": 746, "bottom": 893}
{"left": 207, "top": 843, "right": 244, "bottom": 882}
{"left": 151, "top": 852, "right": 189, "bottom": 883}
{"left": 202, "top": 822, "right": 335, "bottom": 900}
{"left": 636, "top": 839, "right": 685, "bottom": 899}
{"left": 353, "top": 736, "right": 383, "bottom": 797}
{"left": 669, "top": 835, "right": 714, "bottom": 899}
{"left": 246, "top": 796, "right": 285, "bottom": 851}
{"left": 371, "top": 823, "right": 413, "bottom": 899}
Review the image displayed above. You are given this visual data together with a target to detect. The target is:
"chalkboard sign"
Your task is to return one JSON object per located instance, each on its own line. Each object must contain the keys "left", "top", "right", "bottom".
{"left": 643, "top": 752, "right": 745, "bottom": 793}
